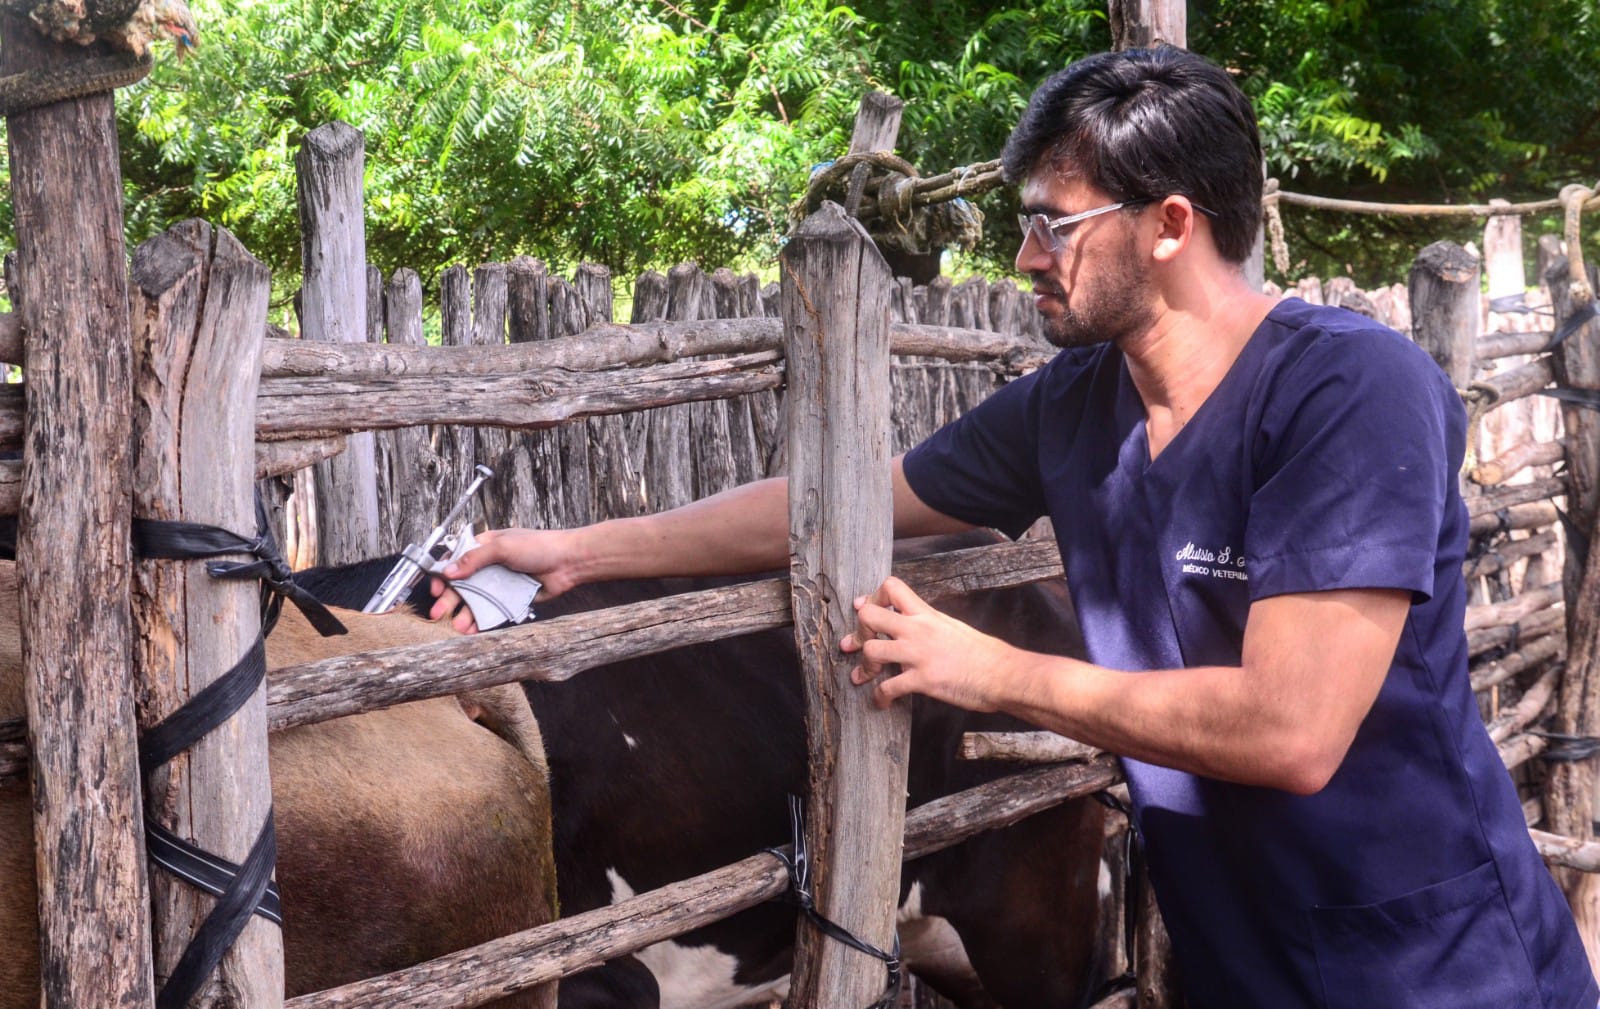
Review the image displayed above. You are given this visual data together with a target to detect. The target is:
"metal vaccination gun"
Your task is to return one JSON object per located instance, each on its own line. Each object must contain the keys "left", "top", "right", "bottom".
{"left": 361, "top": 464, "right": 542, "bottom": 630}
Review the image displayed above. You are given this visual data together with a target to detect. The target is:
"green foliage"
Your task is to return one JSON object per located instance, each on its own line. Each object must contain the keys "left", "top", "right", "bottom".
{"left": 0, "top": 0, "right": 1593, "bottom": 294}
{"left": 1196, "top": 0, "right": 1600, "bottom": 284}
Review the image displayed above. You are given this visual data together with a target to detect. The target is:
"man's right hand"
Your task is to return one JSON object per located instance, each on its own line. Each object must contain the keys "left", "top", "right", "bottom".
{"left": 428, "top": 527, "right": 581, "bottom": 633}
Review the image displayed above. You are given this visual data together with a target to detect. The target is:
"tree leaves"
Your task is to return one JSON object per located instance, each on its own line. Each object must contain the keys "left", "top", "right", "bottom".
{"left": 0, "top": 0, "right": 1590, "bottom": 296}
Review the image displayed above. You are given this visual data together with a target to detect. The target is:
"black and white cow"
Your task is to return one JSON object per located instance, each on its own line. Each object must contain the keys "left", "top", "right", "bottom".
{"left": 301, "top": 531, "right": 1109, "bottom": 1009}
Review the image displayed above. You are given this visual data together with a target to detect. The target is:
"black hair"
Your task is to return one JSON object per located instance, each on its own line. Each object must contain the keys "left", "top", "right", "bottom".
{"left": 1001, "top": 46, "right": 1263, "bottom": 264}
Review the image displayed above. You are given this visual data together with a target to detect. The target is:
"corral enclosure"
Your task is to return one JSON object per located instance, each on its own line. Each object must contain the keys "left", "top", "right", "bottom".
{"left": 0, "top": 4, "right": 1598, "bottom": 1008}
{"left": 0, "top": 117, "right": 1596, "bottom": 1009}
{"left": 239, "top": 112, "right": 1594, "bottom": 1008}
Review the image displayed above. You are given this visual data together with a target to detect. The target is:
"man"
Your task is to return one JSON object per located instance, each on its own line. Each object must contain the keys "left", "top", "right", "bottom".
{"left": 438, "top": 47, "right": 1596, "bottom": 1008}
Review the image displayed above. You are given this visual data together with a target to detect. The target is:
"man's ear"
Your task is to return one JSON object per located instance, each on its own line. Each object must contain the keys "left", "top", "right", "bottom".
{"left": 1151, "top": 197, "right": 1199, "bottom": 264}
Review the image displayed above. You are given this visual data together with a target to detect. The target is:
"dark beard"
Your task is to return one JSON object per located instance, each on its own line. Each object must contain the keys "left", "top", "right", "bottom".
{"left": 1038, "top": 239, "right": 1155, "bottom": 349}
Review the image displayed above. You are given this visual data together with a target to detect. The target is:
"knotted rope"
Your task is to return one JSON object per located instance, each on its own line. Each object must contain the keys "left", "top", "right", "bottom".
{"left": 0, "top": 0, "right": 196, "bottom": 117}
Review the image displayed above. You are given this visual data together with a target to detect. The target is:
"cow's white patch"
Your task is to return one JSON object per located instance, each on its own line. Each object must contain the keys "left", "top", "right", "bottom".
{"left": 898, "top": 896, "right": 986, "bottom": 1004}
{"left": 897, "top": 881, "right": 925, "bottom": 922}
{"left": 606, "top": 868, "right": 790, "bottom": 1009}
{"left": 623, "top": 733, "right": 639, "bottom": 750}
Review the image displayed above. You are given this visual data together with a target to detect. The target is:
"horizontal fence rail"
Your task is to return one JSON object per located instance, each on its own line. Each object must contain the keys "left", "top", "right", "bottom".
{"left": 281, "top": 755, "right": 1123, "bottom": 1009}
{"left": 0, "top": 537, "right": 1065, "bottom": 784}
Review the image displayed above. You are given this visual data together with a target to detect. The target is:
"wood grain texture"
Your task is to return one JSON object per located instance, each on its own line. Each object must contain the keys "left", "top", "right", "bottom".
{"left": 960, "top": 731, "right": 1100, "bottom": 763}
{"left": 1409, "top": 240, "right": 1481, "bottom": 388}
{"left": 782, "top": 201, "right": 902, "bottom": 1009}
{"left": 1544, "top": 255, "right": 1600, "bottom": 967}
{"left": 575, "top": 264, "right": 644, "bottom": 521}
{"left": 2, "top": 13, "right": 152, "bottom": 1008}
{"left": 130, "top": 220, "right": 282, "bottom": 1006}
{"left": 377, "top": 268, "right": 442, "bottom": 549}
{"left": 508, "top": 257, "right": 564, "bottom": 530}
{"left": 1109, "top": 0, "right": 1186, "bottom": 49}
{"left": 298, "top": 122, "right": 379, "bottom": 564}
{"left": 260, "top": 317, "right": 1047, "bottom": 378}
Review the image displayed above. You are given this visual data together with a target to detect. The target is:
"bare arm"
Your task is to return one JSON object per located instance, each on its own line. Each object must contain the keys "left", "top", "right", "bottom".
{"left": 434, "top": 455, "right": 970, "bottom": 629}
{"left": 845, "top": 580, "right": 1410, "bottom": 794}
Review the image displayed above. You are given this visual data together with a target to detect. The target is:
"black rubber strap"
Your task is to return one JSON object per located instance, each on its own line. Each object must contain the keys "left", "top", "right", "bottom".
{"left": 139, "top": 631, "right": 281, "bottom": 1008}
{"left": 154, "top": 813, "right": 279, "bottom": 1009}
{"left": 133, "top": 497, "right": 346, "bottom": 638}
{"left": 146, "top": 818, "right": 282, "bottom": 926}
{"left": 1533, "top": 727, "right": 1600, "bottom": 764}
{"left": 1544, "top": 300, "right": 1599, "bottom": 352}
{"left": 133, "top": 498, "right": 336, "bottom": 1007}
{"left": 139, "top": 637, "right": 266, "bottom": 776}
{"left": 764, "top": 795, "right": 902, "bottom": 1009}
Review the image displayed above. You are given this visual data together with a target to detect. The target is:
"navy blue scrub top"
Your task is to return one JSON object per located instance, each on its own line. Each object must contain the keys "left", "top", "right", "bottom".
{"left": 903, "top": 299, "right": 1596, "bottom": 1009}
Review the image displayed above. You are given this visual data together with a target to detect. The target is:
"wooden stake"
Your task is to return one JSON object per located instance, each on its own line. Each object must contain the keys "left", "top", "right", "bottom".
{"left": 130, "top": 220, "right": 281, "bottom": 1007}
{"left": 377, "top": 268, "right": 442, "bottom": 547}
{"left": 782, "top": 201, "right": 902, "bottom": 1009}
{"left": 1543, "top": 246, "right": 1600, "bottom": 974}
{"left": 1410, "top": 240, "right": 1481, "bottom": 389}
{"left": 298, "top": 121, "right": 379, "bottom": 564}
{"left": 1, "top": 13, "right": 152, "bottom": 1008}
{"left": 1109, "top": 0, "right": 1186, "bottom": 50}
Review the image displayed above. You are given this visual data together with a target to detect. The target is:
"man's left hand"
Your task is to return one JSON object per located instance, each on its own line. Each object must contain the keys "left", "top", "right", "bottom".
{"left": 841, "top": 576, "right": 1023, "bottom": 712}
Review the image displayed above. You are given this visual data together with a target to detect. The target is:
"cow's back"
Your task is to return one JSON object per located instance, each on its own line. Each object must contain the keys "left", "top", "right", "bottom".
{"left": 0, "top": 568, "right": 556, "bottom": 1009}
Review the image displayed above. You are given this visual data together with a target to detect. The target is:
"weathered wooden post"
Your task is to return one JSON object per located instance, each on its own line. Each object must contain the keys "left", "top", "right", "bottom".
{"left": 379, "top": 268, "right": 442, "bottom": 548}
{"left": 712, "top": 267, "right": 767, "bottom": 485}
{"left": 435, "top": 264, "right": 479, "bottom": 513}
{"left": 1409, "top": 241, "right": 1482, "bottom": 390}
{"left": 298, "top": 121, "right": 380, "bottom": 565}
{"left": 1109, "top": 0, "right": 1186, "bottom": 50}
{"left": 471, "top": 262, "right": 516, "bottom": 528}
{"left": 782, "top": 201, "right": 901, "bottom": 1008}
{"left": 507, "top": 256, "right": 563, "bottom": 530}
{"left": 576, "top": 264, "right": 644, "bottom": 521}
{"left": 645, "top": 265, "right": 701, "bottom": 510}
{"left": 1, "top": 11, "right": 153, "bottom": 1007}
{"left": 130, "top": 220, "right": 281, "bottom": 1006}
{"left": 549, "top": 278, "right": 594, "bottom": 527}
{"left": 1542, "top": 183, "right": 1600, "bottom": 970}
{"left": 1484, "top": 200, "right": 1525, "bottom": 304}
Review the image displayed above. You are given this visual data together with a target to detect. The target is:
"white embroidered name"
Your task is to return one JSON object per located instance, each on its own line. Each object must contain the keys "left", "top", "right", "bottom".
{"left": 1176, "top": 541, "right": 1249, "bottom": 582}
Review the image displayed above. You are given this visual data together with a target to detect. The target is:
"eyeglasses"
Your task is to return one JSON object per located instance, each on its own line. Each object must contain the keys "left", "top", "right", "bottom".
{"left": 1017, "top": 198, "right": 1219, "bottom": 255}
{"left": 1017, "top": 200, "right": 1148, "bottom": 255}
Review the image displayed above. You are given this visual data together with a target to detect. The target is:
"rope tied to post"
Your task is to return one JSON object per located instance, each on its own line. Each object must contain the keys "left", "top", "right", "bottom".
{"left": 0, "top": 0, "right": 197, "bottom": 117}
{"left": 1262, "top": 177, "right": 1290, "bottom": 274}
{"left": 796, "top": 151, "right": 990, "bottom": 258}
{"left": 133, "top": 496, "right": 343, "bottom": 1009}
{"left": 764, "top": 794, "right": 903, "bottom": 1009}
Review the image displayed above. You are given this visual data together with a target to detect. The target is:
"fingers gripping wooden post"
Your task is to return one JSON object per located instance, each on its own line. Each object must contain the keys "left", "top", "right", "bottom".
{"left": 782, "top": 202, "right": 903, "bottom": 1009}
{"left": 2, "top": 13, "right": 153, "bottom": 1009}
{"left": 131, "top": 221, "right": 282, "bottom": 1006}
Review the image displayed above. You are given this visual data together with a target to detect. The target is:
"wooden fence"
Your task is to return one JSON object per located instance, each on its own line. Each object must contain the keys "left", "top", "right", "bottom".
{"left": 0, "top": 45, "right": 1596, "bottom": 1009}
{"left": 0, "top": 95, "right": 1125, "bottom": 1009}
{"left": 261, "top": 258, "right": 1040, "bottom": 569}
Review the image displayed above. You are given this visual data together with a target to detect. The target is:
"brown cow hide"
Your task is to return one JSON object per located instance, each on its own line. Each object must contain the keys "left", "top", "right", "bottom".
{"left": 0, "top": 562, "right": 556, "bottom": 1008}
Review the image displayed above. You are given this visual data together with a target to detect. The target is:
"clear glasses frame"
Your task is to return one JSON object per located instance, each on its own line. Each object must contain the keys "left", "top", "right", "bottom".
{"left": 1017, "top": 200, "right": 1149, "bottom": 255}
{"left": 1017, "top": 198, "right": 1218, "bottom": 255}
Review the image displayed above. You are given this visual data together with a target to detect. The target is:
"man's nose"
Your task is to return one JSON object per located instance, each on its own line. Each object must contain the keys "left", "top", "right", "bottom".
{"left": 1015, "top": 234, "right": 1052, "bottom": 275}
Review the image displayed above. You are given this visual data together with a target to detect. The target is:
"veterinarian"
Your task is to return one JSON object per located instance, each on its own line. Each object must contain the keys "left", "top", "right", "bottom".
{"left": 439, "top": 46, "right": 1597, "bottom": 1008}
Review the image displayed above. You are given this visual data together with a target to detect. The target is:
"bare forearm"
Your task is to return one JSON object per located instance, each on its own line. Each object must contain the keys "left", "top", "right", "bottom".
{"left": 995, "top": 653, "right": 1327, "bottom": 792}
{"left": 567, "top": 457, "right": 966, "bottom": 586}
{"left": 567, "top": 477, "right": 792, "bottom": 584}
